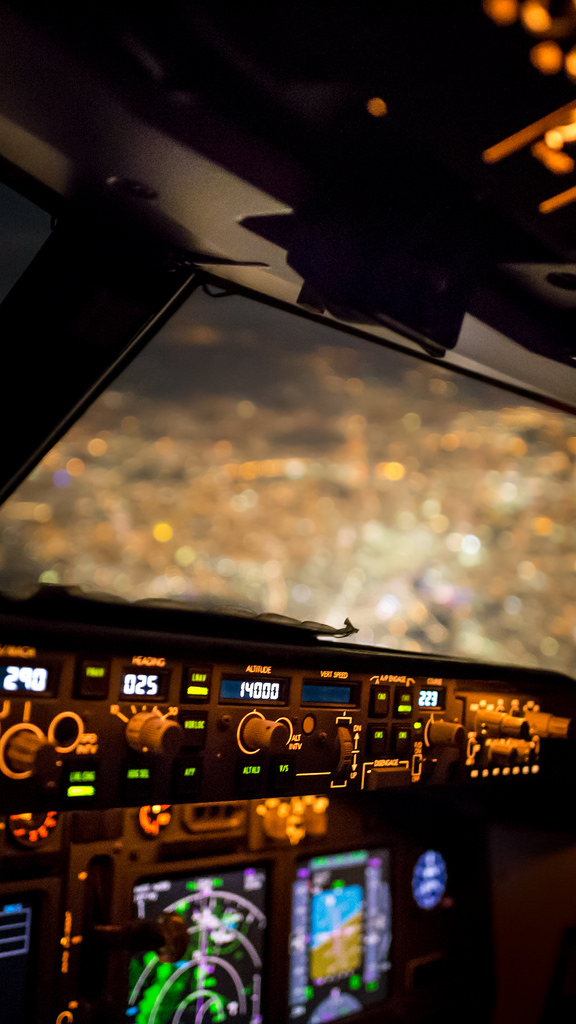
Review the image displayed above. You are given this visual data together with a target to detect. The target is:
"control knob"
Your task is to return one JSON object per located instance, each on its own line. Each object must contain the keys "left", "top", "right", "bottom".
{"left": 0, "top": 725, "right": 58, "bottom": 782}
{"left": 425, "top": 719, "right": 465, "bottom": 748}
{"left": 239, "top": 713, "right": 291, "bottom": 753}
{"left": 475, "top": 709, "right": 530, "bottom": 740}
{"left": 524, "top": 710, "right": 572, "bottom": 740}
{"left": 125, "top": 713, "right": 184, "bottom": 756}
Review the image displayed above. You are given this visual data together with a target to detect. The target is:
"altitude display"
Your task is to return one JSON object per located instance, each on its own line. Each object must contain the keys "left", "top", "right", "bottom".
{"left": 127, "top": 866, "right": 267, "bottom": 1023}
{"left": 219, "top": 677, "right": 289, "bottom": 704}
{"left": 289, "top": 849, "right": 391, "bottom": 1023}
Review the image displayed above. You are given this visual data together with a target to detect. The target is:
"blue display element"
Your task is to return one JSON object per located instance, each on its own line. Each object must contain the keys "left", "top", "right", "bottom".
{"left": 219, "top": 677, "right": 289, "bottom": 703}
{"left": 417, "top": 688, "right": 445, "bottom": 709}
{"left": 411, "top": 850, "right": 448, "bottom": 910}
{"left": 301, "top": 684, "right": 352, "bottom": 704}
{"left": 311, "top": 885, "right": 363, "bottom": 955}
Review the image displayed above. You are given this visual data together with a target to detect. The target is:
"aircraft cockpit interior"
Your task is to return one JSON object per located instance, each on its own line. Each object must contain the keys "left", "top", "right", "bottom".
{"left": 1, "top": 3, "right": 576, "bottom": 1022}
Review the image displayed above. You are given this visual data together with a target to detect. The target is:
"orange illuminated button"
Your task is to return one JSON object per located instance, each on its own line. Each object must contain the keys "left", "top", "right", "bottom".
{"left": 302, "top": 714, "right": 316, "bottom": 735}
{"left": 138, "top": 805, "right": 171, "bottom": 837}
{"left": 7, "top": 810, "right": 59, "bottom": 847}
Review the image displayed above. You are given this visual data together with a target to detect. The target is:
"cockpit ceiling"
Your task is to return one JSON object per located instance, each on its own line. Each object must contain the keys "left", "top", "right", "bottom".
{"left": 1, "top": 2, "right": 576, "bottom": 407}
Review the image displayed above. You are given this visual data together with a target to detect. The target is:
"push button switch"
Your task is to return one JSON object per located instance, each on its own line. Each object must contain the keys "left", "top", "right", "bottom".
{"left": 174, "top": 758, "right": 202, "bottom": 798}
{"left": 236, "top": 760, "right": 265, "bottom": 796}
{"left": 393, "top": 726, "right": 412, "bottom": 756}
{"left": 181, "top": 713, "right": 208, "bottom": 749}
{"left": 368, "top": 725, "right": 387, "bottom": 757}
{"left": 270, "top": 755, "right": 296, "bottom": 792}
{"left": 370, "top": 686, "right": 390, "bottom": 717}
{"left": 394, "top": 688, "right": 414, "bottom": 718}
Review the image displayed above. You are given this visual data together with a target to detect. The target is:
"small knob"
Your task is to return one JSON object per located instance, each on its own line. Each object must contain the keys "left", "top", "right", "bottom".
{"left": 426, "top": 720, "right": 465, "bottom": 748}
{"left": 240, "top": 716, "right": 289, "bottom": 753}
{"left": 4, "top": 728, "right": 50, "bottom": 774}
{"left": 125, "top": 713, "right": 184, "bottom": 756}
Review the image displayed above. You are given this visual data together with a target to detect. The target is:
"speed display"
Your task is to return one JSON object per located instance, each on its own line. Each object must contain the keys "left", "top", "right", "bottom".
{"left": 0, "top": 664, "right": 54, "bottom": 695}
{"left": 219, "top": 677, "right": 289, "bottom": 704}
{"left": 128, "top": 866, "right": 267, "bottom": 1023}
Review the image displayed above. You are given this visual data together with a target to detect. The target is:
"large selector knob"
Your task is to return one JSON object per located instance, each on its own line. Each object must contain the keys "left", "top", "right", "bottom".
{"left": 238, "top": 713, "right": 291, "bottom": 753}
{"left": 125, "top": 712, "right": 184, "bottom": 756}
{"left": 0, "top": 724, "right": 57, "bottom": 780}
{"left": 425, "top": 719, "right": 465, "bottom": 748}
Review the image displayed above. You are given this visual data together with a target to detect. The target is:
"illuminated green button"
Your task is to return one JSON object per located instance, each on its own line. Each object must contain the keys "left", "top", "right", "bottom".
{"left": 270, "top": 756, "right": 295, "bottom": 791}
{"left": 182, "top": 667, "right": 212, "bottom": 702}
{"left": 181, "top": 713, "right": 208, "bottom": 748}
{"left": 394, "top": 687, "right": 414, "bottom": 717}
{"left": 68, "top": 785, "right": 96, "bottom": 798}
{"left": 65, "top": 763, "right": 98, "bottom": 802}
{"left": 370, "top": 685, "right": 390, "bottom": 717}
{"left": 124, "top": 762, "right": 154, "bottom": 800}
{"left": 393, "top": 726, "right": 412, "bottom": 755}
{"left": 237, "top": 760, "right": 264, "bottom": 795}
{"left": 368, "top": 725, "right": 387, "bottom": 756}
{"left": 76, "top": 660, "right": 110, "bottom": 699}
{"left": 174, "top": 758, "right": 202, "bottom": 797}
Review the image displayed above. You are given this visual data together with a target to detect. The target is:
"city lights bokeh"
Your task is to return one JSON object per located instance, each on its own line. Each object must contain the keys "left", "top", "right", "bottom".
{"left": 1, "top": 289, "right": 575, "bottom": 676}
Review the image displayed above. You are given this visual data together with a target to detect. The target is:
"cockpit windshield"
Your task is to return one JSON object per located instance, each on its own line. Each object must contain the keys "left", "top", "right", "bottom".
{"left": 1, "top": 283, "right": 576, "bottom": 675}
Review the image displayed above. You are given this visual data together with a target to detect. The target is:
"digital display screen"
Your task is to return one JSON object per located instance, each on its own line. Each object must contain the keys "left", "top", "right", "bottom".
{"left": 120, "top": 671, "right": 168, "bottom": 700}
{"left": 289, "top": 848, "right": 391, "bottom": 1023}
{"left": 0, "top": 897, "right": 35, "bottom": 1024}
{"left": 0, "top": 664, "right": 54, "bottom": 696}
{"left": 301, "top": 683, "right": 354, "bottom": 705}
{"left": 128, "top": 865, "right": 267, "bottom": 1023}
{"left": 417, "top": 688, "right": 445, "bottom": 710}
{"left": 219, "top": 677, "right": 289, "bottom": 703}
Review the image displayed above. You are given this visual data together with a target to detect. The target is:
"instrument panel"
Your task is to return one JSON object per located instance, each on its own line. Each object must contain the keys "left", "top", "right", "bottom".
{"left": 0, "top": 590, "right": 572, "bottom": 814}
{"left": 0, "top": 590, "right": 572, "bottom": 1023}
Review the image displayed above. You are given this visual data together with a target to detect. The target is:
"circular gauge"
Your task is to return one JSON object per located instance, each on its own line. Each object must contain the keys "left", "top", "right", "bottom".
{"left": 128, "top": 867, "right": 267, "bottom": 1023}
{"left": 138, "top": 804, "right": 172, "bottom": 838}
{"left": 7, "top": 810, "right": 59, "bottom": 847}
{"left": 411, "top": 850, "right": 448, "bottom": 910}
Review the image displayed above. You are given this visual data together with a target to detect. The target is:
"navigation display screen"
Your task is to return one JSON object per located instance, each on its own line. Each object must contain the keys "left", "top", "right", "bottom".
{"left": 0, "top": 897, "right": 35, "bottom": 1024}
{"left": 289, "top": 848, "right": 391, "bottom": 1023}
{"left": 127, "top": 866, "right": 268, "bottom": 1023}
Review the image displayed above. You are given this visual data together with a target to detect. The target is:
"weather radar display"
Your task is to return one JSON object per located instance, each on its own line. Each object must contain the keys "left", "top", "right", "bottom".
{"left": 127, "top": 867, "right": 267, "bottom": 1023}
{"left": 289, "top": 849, "right": 391, "bottom": 1023}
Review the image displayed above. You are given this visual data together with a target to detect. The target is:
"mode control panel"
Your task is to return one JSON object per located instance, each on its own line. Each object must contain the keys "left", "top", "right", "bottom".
{"left": 0, "top": 634, "right": 572, "bottom": 812}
